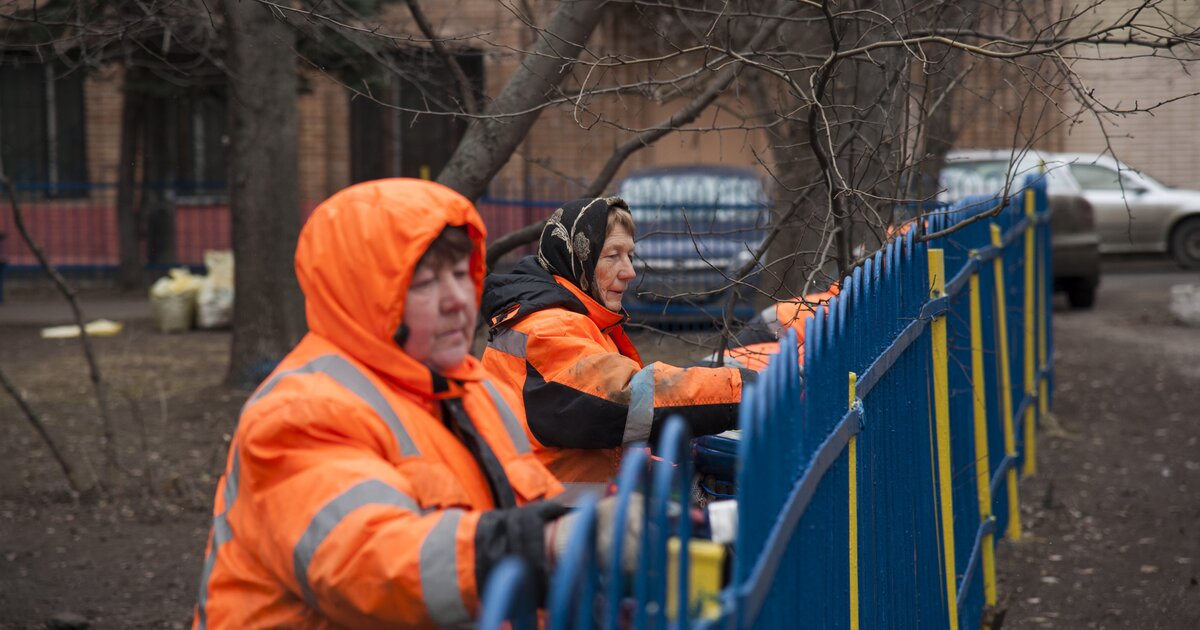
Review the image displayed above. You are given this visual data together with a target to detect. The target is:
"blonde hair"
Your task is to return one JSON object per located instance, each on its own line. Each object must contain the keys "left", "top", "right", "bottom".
{"left": 605, "top": 197, "right": 635, "bottom": 238}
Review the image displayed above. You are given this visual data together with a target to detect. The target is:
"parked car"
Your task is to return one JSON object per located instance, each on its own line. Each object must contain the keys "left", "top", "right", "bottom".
{"left": 939, "top": 149, "right": 1101, "bottom": 309}
{"left": 615, "top": 165, "right": 769, "bottom": 324}
{"left": 1048, "top": 152, "right": 1200, "bottom": 268}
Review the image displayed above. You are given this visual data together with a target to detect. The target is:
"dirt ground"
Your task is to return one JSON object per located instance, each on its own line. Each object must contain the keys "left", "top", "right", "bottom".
{"left": 992, "top": 261, "right": 1200, "bottom": 629}
{"left": 1, "top": 259, "right": 1198, "bottom": 628}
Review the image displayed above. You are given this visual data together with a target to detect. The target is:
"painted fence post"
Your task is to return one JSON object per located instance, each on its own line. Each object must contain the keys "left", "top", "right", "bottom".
{"left": 969, "top": 250, "right": 998, "bottom": 606}
{"left": 1037, "top": 202, "right": 1050, "bottom": 426}
{"left": 1023, "top": 190, "right": 1038, "bottom": 476}
{"left": 927, "top": 248, "right": 959, "bottom": 629}
{"left": 990, "top": 223, "right": 1022, "bottom": 541}
{"left": 848, "top": 371, "right": 860, "bottom": 630}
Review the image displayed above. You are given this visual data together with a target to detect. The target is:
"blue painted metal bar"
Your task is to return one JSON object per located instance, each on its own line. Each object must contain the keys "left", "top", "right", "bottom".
{"left": 478, "top": 558, "right": 539, "bottom": 630}
{"left": 549, "top": 495, "right": 601, "bottom": 629}
{"left": 989, "top": 455, "right": 1016, "bottom": 500}
{"left": 734, "top": 404, "right": 864, "bottom": 628}
{"left": 648, "top": 417, "right": 693, "bottom": 630}
{"left": 956, "top": 517, "right": 997, "bottom": 611}
{"left": 1013, "top": 395, "right": 1035, "bottom": 440}
{"left": 605, "top": 447, "right": 650, "bottom": 630}
{"left": 856, "top": 316, "right": 928, "bottom": 399}
{"left": 1001, "top": 215, "right": 1033, "bottom": 247}
{"left": 943, "top": 258, "right": 978, "bottom": 301}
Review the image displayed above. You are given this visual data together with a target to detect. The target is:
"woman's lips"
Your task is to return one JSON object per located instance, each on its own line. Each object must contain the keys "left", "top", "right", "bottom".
{"left": 436, "top": 328, "right": 466, "bottom": 341}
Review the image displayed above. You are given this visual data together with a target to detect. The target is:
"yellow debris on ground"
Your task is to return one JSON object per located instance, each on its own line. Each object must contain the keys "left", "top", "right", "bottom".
{"left": 40, "top": 319, "right": 125, "bottom": 339}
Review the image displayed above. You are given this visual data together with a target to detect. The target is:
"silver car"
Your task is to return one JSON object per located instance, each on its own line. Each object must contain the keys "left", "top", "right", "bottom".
{"left": 940, "top": 149, "right": 1102, "bottom": 309}
{"left": 1050, "top": 152, "right": 1200, "bottom": 268}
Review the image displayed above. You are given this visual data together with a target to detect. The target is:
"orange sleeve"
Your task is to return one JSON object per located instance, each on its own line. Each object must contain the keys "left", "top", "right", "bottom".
{"left": 517, "top": 312, "right": 748, "bottom": 448}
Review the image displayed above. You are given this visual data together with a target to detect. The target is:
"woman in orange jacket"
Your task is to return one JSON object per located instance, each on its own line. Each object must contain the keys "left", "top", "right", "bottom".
{"left": 193, "top": 180, "right": 624, "bottom": 629}
{"left": 481, "top": 197, "right": 753, "bottom": 501}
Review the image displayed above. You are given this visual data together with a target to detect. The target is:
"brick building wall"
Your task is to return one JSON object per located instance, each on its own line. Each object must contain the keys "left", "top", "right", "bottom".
{"left": 950, "top": 1, "right": 1069, "bottom": 153}
{"left": 83, "top": 66, "right": 124, "bottom": 202}
{"left": 1060, "top": 0, "right": 1200, "bottom": 187}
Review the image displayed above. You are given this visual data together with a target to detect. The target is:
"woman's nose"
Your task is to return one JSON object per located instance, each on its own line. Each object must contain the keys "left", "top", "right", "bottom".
{"left": 440, "top": 272, "right": 472, "bottom": 310}
{"left": 618, "top": 257, "right": 636, "bottom": 281}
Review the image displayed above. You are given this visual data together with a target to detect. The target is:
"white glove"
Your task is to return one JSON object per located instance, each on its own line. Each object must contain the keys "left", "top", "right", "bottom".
{"left": 546, "top": 492, "right": 644, "bottom": 574}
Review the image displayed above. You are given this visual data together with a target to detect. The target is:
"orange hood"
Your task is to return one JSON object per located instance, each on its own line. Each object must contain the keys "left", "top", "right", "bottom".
{"left": 295, "top": 178, "right": 488, "bottom": 395}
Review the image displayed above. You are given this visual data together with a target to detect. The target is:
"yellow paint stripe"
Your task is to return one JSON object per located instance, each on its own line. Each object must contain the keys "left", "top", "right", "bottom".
{"left": 928, "top": 249, "right": 959, "bottom": 629}
{"left": 969, "top": 263, "right": 998, "bottom": 606}
{"left": 848, "top": 372, "right": 859, "bottom": 630}
{"left": 1037, "top": 215, "right": 1050, "bottom": 420}
{"left": 991, "top": 224, "right": 1022, "bottom": 541}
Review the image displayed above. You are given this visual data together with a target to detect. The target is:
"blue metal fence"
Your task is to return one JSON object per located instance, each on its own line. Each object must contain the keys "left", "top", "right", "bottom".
{"left": 479, "top": 174, "right": 1053, "bottom": 628}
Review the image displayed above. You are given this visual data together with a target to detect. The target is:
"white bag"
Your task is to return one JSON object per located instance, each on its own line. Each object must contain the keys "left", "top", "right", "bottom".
{"left": 150, "top": 268, "right": 202, "bottom": 333}
{"left": 197, "top": 250, "right": 234, "bottom": 329}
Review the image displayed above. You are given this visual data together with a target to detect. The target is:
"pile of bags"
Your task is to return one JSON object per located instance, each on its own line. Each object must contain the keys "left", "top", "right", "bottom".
{"left": 149, "top": 250, "right": 234, "bottom": 333}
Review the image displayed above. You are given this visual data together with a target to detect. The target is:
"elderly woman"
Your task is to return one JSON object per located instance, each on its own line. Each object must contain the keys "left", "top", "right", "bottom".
{"left": 481, "top": 197, "right": 752, "bottom": 500}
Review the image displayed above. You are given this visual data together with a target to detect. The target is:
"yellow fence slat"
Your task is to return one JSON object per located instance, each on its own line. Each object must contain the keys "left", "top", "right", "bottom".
{"left": 928, "top": 249, "right": 959, "bottom": 629}
{"left": 990, "top": 224, "right": 1022, "bottom": 541}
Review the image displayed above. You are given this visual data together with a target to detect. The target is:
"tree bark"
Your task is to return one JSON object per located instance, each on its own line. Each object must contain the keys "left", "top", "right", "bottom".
{"left": 116, "top": 79, "right": 142, "bottom": 290}
{"left": 141, "top": 102, "right": 175, "bottom": 266}
{"left": 223, "top": 0, "right": 306, "bottom": 388}
{"left": 437, "top": 0, "right": 606, "bottom": 201}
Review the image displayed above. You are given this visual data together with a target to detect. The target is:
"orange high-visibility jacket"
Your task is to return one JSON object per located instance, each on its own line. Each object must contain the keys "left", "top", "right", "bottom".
{"left": 480, "top": 257, "right": 751, "bottom": 497}
{"left": 713, "top": 285, "right": 840, "bottom": 371}
{"left": 193, "top": 180, "right": 564, "bottom": 629}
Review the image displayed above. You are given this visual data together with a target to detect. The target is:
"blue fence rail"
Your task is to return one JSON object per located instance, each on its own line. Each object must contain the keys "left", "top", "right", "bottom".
{"left": 480, "top": 175, "right": 1053, "bottom": 628}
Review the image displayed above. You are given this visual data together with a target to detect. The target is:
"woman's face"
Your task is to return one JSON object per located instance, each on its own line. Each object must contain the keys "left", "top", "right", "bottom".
{"left": 593, "top": 224, "right": 636, "bottom": 311}
{"left": 402, "top": 256, "right": 477, "bottom": 372}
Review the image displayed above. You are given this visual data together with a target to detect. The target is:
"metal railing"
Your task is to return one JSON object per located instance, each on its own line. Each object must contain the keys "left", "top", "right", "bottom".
{"left": 479, "top": 175, "right": 1052, "bottom": 628}
{"left": 0, "top": 180, "right": 576, "bottom": 301}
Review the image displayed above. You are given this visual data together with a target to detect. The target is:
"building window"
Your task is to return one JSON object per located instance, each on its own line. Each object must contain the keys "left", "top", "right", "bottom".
{"left": 141, "top": 80, "right": 228, "bottom": 200}
{"left": 0, "top": 61, "right": 88, "bottom": 197}
{"left": 349, "top": 50, "right": 483, "bottom": 183}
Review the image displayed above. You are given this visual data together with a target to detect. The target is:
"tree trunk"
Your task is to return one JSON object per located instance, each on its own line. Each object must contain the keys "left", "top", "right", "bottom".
{"left": 141, "top": 103, "right": 174, "bottom": 266}
{"left": 437, "top": 0, "right": 606, "bottom": 201}
{"left": 223, "top": 0, "right": 305, "bottom": 388}
{"left": 115, "top": 80, "right": 142, "bottom": 290}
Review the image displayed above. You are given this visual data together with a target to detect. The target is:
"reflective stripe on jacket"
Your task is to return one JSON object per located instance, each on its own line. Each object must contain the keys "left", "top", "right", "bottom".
{"left": 193, "top": 180, "right": 563, "bottom": 629}
{"left": 481, "top": 256, "right": 751, "bottom": 485}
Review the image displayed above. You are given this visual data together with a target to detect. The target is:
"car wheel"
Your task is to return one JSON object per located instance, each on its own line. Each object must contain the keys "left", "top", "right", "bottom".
{"left": 1171, "top": 216, "right": 1200, "bottom": 269}
{"left": 1066, "top": 278, "right": 1097, "bottom": 310}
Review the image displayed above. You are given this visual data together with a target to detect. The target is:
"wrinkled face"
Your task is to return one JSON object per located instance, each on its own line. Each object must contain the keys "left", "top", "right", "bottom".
{"left": 593, "top": 224, "right": 636, "bottom": 312}
{"left": 402, "top": 255, "right": 477, "bottom": 372}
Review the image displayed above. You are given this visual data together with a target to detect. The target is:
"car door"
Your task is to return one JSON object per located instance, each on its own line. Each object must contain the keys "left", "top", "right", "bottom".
{"left": 1069, "top": 163, "right": 1166, "bottom": 253}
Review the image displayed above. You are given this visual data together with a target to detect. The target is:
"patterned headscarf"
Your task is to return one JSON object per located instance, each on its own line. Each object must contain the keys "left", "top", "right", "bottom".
{"left": 536, "top": 197, "right": 629, "bottom": 295}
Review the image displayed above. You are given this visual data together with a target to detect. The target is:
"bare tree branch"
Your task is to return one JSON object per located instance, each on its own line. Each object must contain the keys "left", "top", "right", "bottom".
{"left": 437, "top": 0, "right": 607, "bottom": 201}
{"left": 403, "top": 0, "right": 478, "bottom": 115}
{"left": 0, "top": 366, "right": 92, "bottom": 496}
{"left": 0, "top": 175, "right": 120, "bottom": 480}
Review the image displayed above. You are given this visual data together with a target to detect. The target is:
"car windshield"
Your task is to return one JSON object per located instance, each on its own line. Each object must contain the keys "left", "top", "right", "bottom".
{"left": 941, "top": 159, "right": 1027, "bottom": 198}
{"left": 941, "top": 157, "right": 1074, "bottom": 200}
{"left": 618, "top": 172, "right": 767, "bottom": 231}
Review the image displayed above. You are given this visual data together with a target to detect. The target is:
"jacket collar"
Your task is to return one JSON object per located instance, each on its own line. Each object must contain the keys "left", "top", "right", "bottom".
{"left": 552, "top": 276, "right": 627, "bottom": 333}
